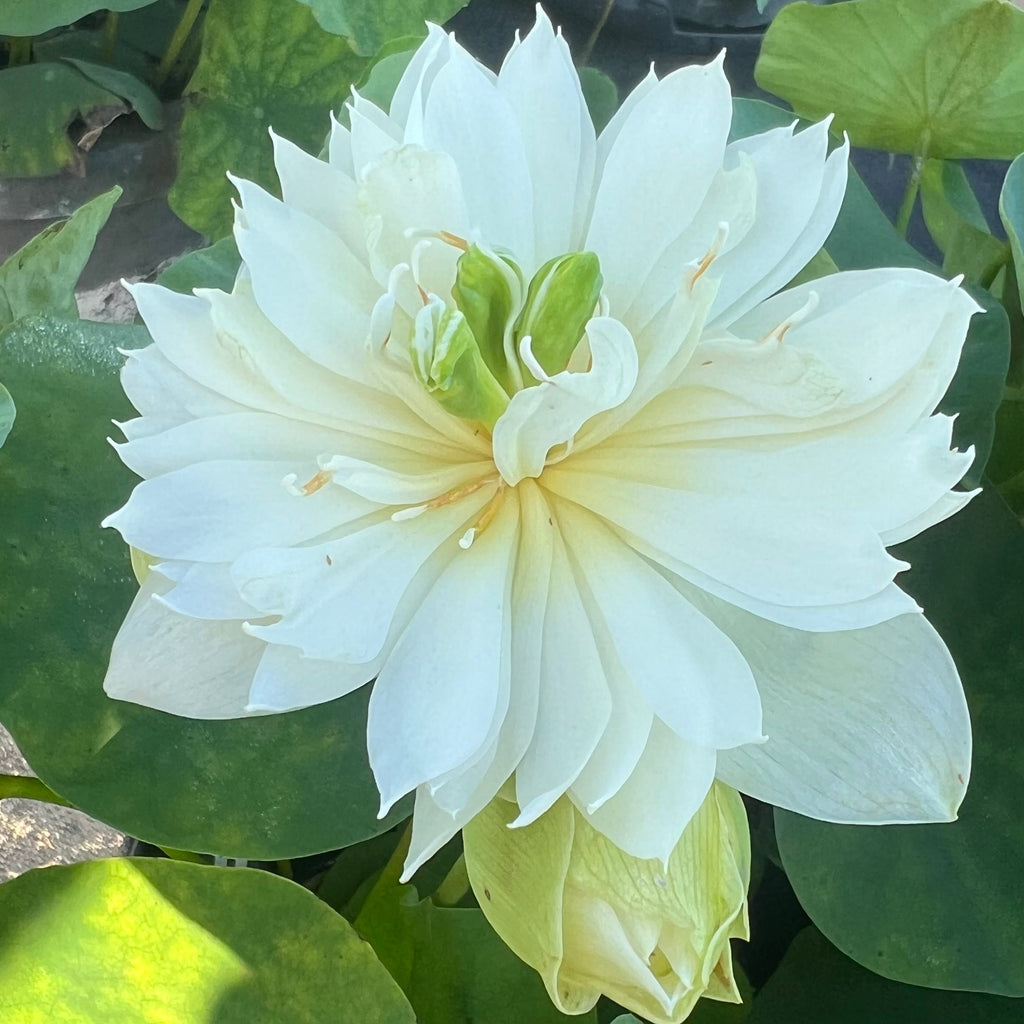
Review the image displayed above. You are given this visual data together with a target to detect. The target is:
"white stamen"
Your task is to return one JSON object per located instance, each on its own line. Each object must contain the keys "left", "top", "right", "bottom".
{"left": 760, "top": 290, "right": 820, "bottom": 344}
{"left": 458, "top": 527, "right": 477, "bottom": 549}
{"left": 391, "top": 504, "right": 428, "bottom": 522}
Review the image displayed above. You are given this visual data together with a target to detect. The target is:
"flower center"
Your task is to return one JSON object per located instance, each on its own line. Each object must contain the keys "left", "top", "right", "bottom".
{"left": 398, "top": 239, "right": 605, "bottom": 430}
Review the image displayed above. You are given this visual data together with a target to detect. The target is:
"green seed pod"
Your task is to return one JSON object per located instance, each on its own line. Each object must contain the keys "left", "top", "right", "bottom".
{"left": 515, "top": 251, "right": 603, "bottom": 378}
{"left": 411, "top": 296, "right": 509, "bottom": 429}
{"left": 452, "top": 245, "right": 518, "bottom": 391}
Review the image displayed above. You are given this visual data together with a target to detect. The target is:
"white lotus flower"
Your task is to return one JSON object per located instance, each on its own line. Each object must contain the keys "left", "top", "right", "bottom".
{"left": 103, "top": 10, "right": 975, "bottom": 878}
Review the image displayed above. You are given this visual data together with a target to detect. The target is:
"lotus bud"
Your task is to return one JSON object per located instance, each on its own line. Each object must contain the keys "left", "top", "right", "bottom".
{"left": 411, "top": 295, "right": 509, "bottom": 429}
{"left": 463, "top": 782, "right": 750, "bottom": 1024}
{"left": 452, "top": 244, "right": 519, "bottom": 390}
{"left": 514, "top": 251, "right": 603, "bottom": 377}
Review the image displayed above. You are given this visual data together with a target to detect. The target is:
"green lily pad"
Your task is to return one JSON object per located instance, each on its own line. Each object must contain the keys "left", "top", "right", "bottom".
{"left": 0, "top": 0, "right": 156, "bottom": 36}
{"left": 731, "top": 99, "right": 1010, "bottom": 489}
{"left": 62, "top": 56, "right": 164, "bottom": 130}
{"left": 999, "top": 153, "right": 1024, "bottom": 311}
{"left": 168, "top": 0, "right": 367, "bottom": 239}
{"left": 0, "top": 186, "right": 120, "bottom": 326}
{"left": 749, "top": 927, "right": 1024, "bottom": 1024}
{"left": 775, "top": 488, "right": 1024, "bottom": 996}
{"left": 0, "top": 857, "right": 414, "bottom": 1024}
{"left": 579, "top": 67, "right": 618, "bottom": 135}
{"left": 354, "top": 837, "right": 595, "bottom": 1024}
{"left": 156, "top": 236, "right": 241, "bottom": 295}
{"left": 756, "top": 0, "right": 1024, "bottom": 159}
{"left": 920, "top": 160, "right": 1009, "bottom": 285}
{"left": 0, "top": 314, "right": 408, "bottom": 858}
{"left": 0, "top": 62, "right": 130, "bottom": 177}
{"left": 294, "top": 0, "right": 467, "bottom": 56}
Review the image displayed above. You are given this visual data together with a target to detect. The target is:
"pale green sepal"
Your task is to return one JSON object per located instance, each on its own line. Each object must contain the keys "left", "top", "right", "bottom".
{"left": 464, "top": 783, "right": 751, "bottom": 1024}
{"left": 452, "top": 244, "right": 519, "bottom": 391}
{"left": 411, "top": 297, "right": 509, "bottom": 429}
{"left": 515, "top": 252, "right": 603, "bottom": 378}
{"left": 129, "top": 546, "right": 158, "bottom": 586}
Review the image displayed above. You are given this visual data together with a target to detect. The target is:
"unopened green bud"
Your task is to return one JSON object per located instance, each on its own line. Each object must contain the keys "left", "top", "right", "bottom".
{"left": 411, "top": 296, "right": 509, "bottom": 429}
{"left": 452, "top": 244, "right": 519, "bottom": 391}
{"left": 515, "top": 251, "right": 603, "bottom": 378}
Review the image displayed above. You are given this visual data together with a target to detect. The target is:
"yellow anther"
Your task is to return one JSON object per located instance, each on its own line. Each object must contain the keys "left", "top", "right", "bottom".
{"left": 440, "top": 230, "right": 470, "bottom": 251}
{"left": 391, "top": 476, "right": 499, "bottom": 523}
{"left": 689, "top": 222, "right": 730, "bottom": 290}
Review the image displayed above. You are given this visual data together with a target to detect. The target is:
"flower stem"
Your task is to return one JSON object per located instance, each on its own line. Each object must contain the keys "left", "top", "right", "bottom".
{"left": 102, "top": 11, "right": 119, "bottom": 62}
{"left": 155, "top": 0, "right": 204, "bottom": 88}
{"left": 433, "top": 853, "right": 470, "bottom": 907}
{"left": 895, "top": 154, "right": 926, "bottom": 237}
{"left": 0, "top": 773, "right": 71, "bottom": 806}
{"left": 578, "top": 0, "right": 616, "bottom": 67}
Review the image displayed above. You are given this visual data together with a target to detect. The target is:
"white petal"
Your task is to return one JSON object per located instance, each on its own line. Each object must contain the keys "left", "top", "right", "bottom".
{"left": 418, "top": 42, "right": 534, "bottom": 265}
{"left": 402, "top": 479, "right": 554, "bottom": 879}
{"left": 696, "top": 593, "right": 972, "bottom": 822}
{"left": 270, "top": 130, "right": 368, "bottom": 261}
{"left": 578, "top": 414, "right": 973, "bottom": 541}
{"left": 115, "top": 411, "right": 355, "bottom": 479}
{"left": 554, "top": 500, "right": 762, "bottom": 750}
{"left": 119, "top": 344, "right": 245, "bottom": 439}
{"left": 156, "top": 561, "right": 257, "bottom": 620}
{"left": 389, "top": 23, "right": 449, "bottom": 133}
{"left": 709, "top": 122, "right": 848, "bottom": 327}
{"left": 498, "top": 8, "right": 595, "bottom": 261}
{"left": 104, "top": 572, "right": 264, "bottom": 719}
{"left": 513, "top": 528, "right": 612, "bottom": 825}
{"left": 327, "top": 110, "right": 354, "bottom": 176}
{"left": 545, "top": 459, "right": 905, "bottom": 610}
{"left": 235, "top": 486, "right": 491, "bottom": 662}
{"left": 318, "top": 454, "right": 494, "bottom": 506}
{"left": 880, "top": 487, "right": 979, "bottom": 546}
{"left": 725, "top": 268, "right": 980, "bottom": 432}
{"left": 492, "top": 316, "right": 639, "bottom": 486}
{"left": 576, "top": 721, "right": 717, "bottom": 864}
{"left": 586, "top": 56, "right": 732, "bottom": 314}
{"left": 357, "top": 144, "right": 470, "bottom": 284}
{"left": 104, "top": 460, "right": 374, "bottom": 562}
{"left": 348, "top": 93, "right": 402, "bottom": 177}
{"left": 246, "top": 643, "right": 377, "bottom": 713}
{"left": 368, "top": 495, "right": 519, "bottom": 815}
{"left": 232, "top": 177, "right": 379, "bottom": 380}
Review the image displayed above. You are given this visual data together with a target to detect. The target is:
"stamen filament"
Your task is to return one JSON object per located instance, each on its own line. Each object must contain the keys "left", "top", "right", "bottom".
{"left": 459, "top": 483, "right": 506, "bottom": 549}
{"left": 390, "top": 475, "right": 498, "bottom": 523}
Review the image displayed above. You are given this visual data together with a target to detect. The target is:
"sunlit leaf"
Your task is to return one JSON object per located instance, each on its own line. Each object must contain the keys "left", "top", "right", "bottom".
{"left": 168, "top": 0, "right": 366, "bottom": 239}
{"left": 775, "top": 489, "right": 1024, "bottom": 996}
{"left": 0, "top": 314, "right": 408, "bottom": 859}
{"left": 0, "top": 858, "right": 414, "bottom": 1024}
{"left": 757, "top": 0, "right": 1024, "bottom": 159}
